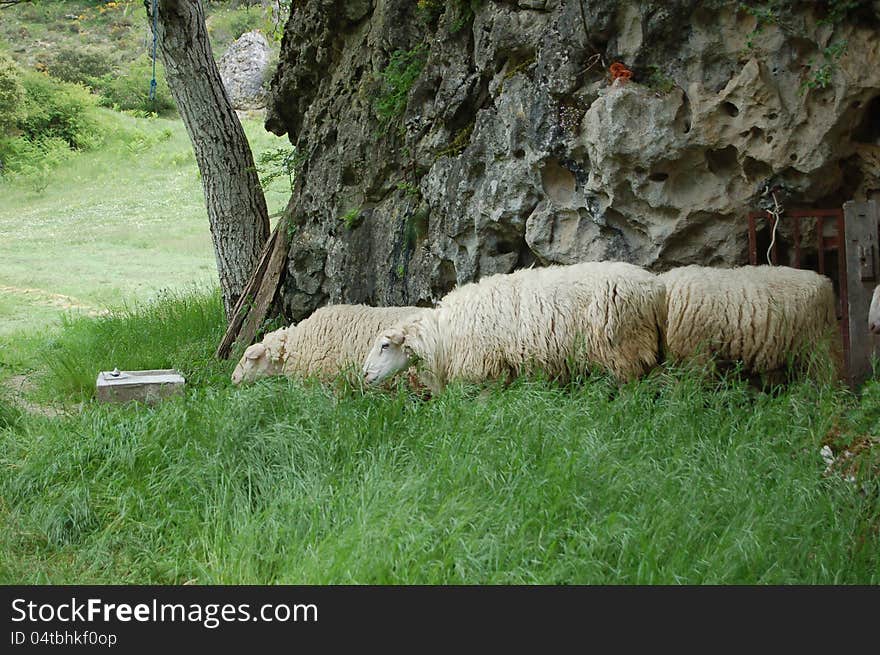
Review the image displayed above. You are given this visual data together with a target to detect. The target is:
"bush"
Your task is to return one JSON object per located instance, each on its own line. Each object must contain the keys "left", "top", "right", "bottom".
{"left": 18, "top": 70, "right": 100, "bottom": 150}
{"left": 374, "top": 45, "right": 428, "bottom": 127}
{"left": 93, "top": 55, "right": 176, "bottom": 116}
{"left": 0, "top": 52, "right": 26, "bottom": 135}
{"left": 0, "top": 63, "right": 103, "bottom": 185}
{"left": 45, "top": 46, "right": 115, "bottom": 86}
{"left": 0, "top": 134, "right": 73, "bottom": 190}
{"left": 207, "top": 7, "right": 270, "bottom": 52}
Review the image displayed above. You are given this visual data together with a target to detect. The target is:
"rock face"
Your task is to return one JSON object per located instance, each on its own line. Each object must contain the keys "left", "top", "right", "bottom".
{"left": 218, "top": 30, "right": 271, "bottom": 110}
{"left": 266, "top": 0, "right": 880, "bottom": 321}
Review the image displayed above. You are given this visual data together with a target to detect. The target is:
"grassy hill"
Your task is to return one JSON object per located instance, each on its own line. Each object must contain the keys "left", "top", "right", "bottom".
{"left": 0, "top": 0, "right": 277, "bottom": 68}
{"left": 0, "top": 0, "right": 290, "bottom": 338}
{"left": 0, "top": 109, "right": 290, "bottom": 337}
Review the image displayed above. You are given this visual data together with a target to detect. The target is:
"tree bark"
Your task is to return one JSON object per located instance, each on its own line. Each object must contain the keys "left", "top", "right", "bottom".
{"left": 145, "top": 0, "right": 270, "bottom": 320}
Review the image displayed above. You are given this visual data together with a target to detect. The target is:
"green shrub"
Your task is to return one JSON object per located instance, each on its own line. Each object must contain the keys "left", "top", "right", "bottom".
{"left": 45, "top": 46, "right": 114, "bottom": 86}
{"left": 0, "top": 134, "right": 73, "bottom": 190}
{"left": 255, "top": 146, "right": 304, "bottom": 193}
{"left": 0, "top": 52, "right": 26, "bottom": 135}
{"left": 93, "top": 55, "right": 176, "bottom": 116}
{"left": 0, "top": 59, "right": 102, "bottom": 185}
{"left": 645, "top": 65, "right": 677, "bottom": 94}
{"left": 800, "top": 40, "right": 848, "bottom": 94}
{"left": 340, "top": 207, "right": 362, "bottom": 230}
{"left": 374, "top": 45, "right": 428, "bottom": 127}
{"left": 18, "top": 70, "right": 100, "bottom": 150}
{"left": 207, "top": 7, "right": 270, "bottom": 54}
{"left": 449, "top": 0, "right": 484, "bottom": 33}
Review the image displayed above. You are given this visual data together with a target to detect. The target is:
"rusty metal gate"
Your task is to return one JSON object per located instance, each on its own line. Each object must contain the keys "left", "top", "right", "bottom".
{"left": 746, "top": 200, "right": 879, "bottom": 388}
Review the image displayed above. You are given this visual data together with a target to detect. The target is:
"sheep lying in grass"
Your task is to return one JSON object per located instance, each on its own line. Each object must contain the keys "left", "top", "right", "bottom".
{"left": 231, "top": 304, "right": 424, "bottom": 384}
{"left": 659, "top": 265, "right": 839, "bottom": 376}
{"left": 362, "top": 261, "right": 667, "bottom": 392}
{"left": 231, "top": 326, "right": 290, "bottom": 384}
{"left": 869, "top": 285, "right": 880, "bottom": 335}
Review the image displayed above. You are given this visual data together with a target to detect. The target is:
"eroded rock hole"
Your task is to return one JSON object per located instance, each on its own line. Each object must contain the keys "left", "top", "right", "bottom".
{"left": 743, "top": 156, "right": 772, "bottom": 182}
{"left": 721, "top": 101, "right": 740, "bottom": 117}
{"left": 435, "top": 260, "right": 457, "bottom": 297}
{"left": 705, "top": 145, "right": 739, "bottom": 175}
{"left": 648, "top": 172, "right": 669, "bottom": 182}
{"left": 853, "top": 95, "right": 880, "bottom": 144}
{"left": 540, "top": 159, "right": 577, "bottom": 205}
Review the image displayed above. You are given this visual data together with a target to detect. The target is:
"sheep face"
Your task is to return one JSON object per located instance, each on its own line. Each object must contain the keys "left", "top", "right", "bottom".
{"left": 363, "top": 329, "right": 411, "bottom": 385}
{"left": 871, "top": 285, "right": 880, "bottom": 335}
{"left": 231, "top": 343, "right": 284, "bottom": 385}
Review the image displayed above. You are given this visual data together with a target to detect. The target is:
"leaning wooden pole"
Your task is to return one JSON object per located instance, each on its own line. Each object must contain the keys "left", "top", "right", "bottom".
{"left": 215, "top": 215, "right": 290, "bottom": 359}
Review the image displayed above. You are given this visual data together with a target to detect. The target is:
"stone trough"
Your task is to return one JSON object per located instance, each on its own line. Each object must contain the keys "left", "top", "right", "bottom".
{"left": 96, "top": 369, "right": 185, "bottom": 404}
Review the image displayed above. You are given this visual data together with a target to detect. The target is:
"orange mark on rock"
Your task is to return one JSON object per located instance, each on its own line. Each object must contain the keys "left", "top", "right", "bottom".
{"left": 609, "top": 62, "right": 633, "bottom": 84}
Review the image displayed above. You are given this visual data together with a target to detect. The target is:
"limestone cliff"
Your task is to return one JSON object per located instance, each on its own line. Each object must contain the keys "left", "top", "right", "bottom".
{"left": 265, "top": 0, "right": 880, "bottom": 320}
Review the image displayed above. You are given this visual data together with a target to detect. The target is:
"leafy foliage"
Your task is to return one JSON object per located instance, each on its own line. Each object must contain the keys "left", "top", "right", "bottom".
{"left": 255, "top": 146, "right": 305, "bottom": 193}
{"left": 817, "top": 0, "right": 863, "bottom": 26}
{"left": 44, "top": 45, "right": 114, "bottom": 86}
{"left": 17, "top": 69, "right": 100, "bottom": 149}
{"left": 645, "top": 65, "right": 677, "bottom": 94}
{"left": 448, "top": 0, "right": 484, "bottom": 33}
{"left": 374, "top": 45, "right": 427, "bottom": 127}
{"left": 0, "top": 51, "right": 26, "bottom": 134}
{"left": 92, "top": 55, "right": 176, "bottom": 116}
{"left": 801, "top": 40, "right": 848, "bottom": 93}
{"left": 340, "top": 207, "right": 362, "bottom": 230}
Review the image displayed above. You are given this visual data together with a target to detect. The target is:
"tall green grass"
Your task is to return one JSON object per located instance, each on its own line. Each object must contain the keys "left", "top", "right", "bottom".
{"left": 1, "top": 290, "right": 878, "bottom": 584}
{"left": 40, "top": 287, "right": 229, "bottom": 403}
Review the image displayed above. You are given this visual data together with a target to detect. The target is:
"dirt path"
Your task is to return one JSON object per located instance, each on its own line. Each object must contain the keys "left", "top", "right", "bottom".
{"left": 0, "top": 284, "right": 108, "bottom": 316}
{"left": 2, "top": 374, "right": 65, "bottom": 418}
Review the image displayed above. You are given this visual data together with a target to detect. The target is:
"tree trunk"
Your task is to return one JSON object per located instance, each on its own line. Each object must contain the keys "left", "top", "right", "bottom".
{"left": 145, "top": 0, "right": 270, "bottom": 320}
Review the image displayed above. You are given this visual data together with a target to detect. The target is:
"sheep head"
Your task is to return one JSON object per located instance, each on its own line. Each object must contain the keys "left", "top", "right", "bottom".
{"left": 870, "top": 285, "right": 880, "bottom": 335}
{"left": 362, "top": 327, "right": 413, "bottom": 385}
{"left": 231, "top": 331, "right": 287, "bottom": 384}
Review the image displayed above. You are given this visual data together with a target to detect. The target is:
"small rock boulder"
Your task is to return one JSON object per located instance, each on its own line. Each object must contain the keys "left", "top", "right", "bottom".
{"left": 218, "top": 30, "right": 271, "bottom": 110}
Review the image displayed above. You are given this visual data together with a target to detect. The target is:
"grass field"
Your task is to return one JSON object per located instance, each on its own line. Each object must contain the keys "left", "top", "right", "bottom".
{"left": 1, "top": 117, "right": 879, "bottom": 583}
{"left": 1, "top": 289, "right": 879, "bottom": 584}
{"left": 0, "top": 109, "right": 289, "bottom": 338}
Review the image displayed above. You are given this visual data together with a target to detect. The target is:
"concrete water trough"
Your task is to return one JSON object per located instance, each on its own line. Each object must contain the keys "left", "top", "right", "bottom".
{"left": 96, "top": 368, "right": 186, "bottom": 404}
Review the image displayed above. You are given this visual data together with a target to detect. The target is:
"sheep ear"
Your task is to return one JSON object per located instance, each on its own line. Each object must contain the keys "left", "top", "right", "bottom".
{"left": 245, "top": 343, "right": 266, "bottom": 360}
{"left": 388, "top": 329, "right": 405, "bottom": 346}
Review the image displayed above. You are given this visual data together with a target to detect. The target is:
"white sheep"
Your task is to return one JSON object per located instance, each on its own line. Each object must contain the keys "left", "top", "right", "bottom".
{"left": 231, "top": 304, "right": 424, "bottom": 384}
{"left": 869, "top": 285, "right": 880, "bottom": 335}
{"left": 362, "top": 261, "right": 667, "bottom": 391}
{"left": 659, "top": 265, "right": 839, "bottom": 374}
{"left": 231, "top": 326, "right": 289, "bottom": 384}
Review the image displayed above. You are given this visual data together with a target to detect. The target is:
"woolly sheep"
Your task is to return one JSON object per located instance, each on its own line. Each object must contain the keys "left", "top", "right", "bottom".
{"left": 869, "top": 285, "right": 880, "bottom": 335}
{"left": 659, "top": 265, "right": 839, "bottom": 374}
{"left": 362, "top": 261, "right": 667, "bottom": 391}
{"left": 231, "top": 326, "right": 290, "bottom": 384}
{"left": 231, "top": 304, "right": 424, "bottom": 384}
